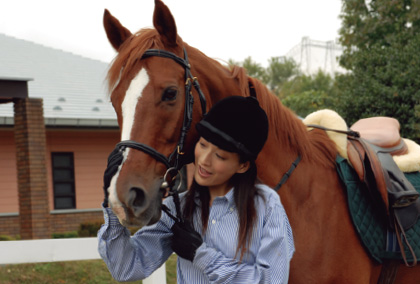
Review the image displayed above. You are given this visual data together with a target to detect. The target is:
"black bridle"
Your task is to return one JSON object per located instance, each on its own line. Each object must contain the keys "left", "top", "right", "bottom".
{"left": 116, "top": 48, "right": 207, "bottom": 171}
{"left": 114, "top": 48, "right": 207, "bottom": 223}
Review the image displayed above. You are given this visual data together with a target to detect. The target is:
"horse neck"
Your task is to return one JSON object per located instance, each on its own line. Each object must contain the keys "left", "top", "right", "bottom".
{"left": 244, "top": 78, "right": 338, "bottom": 189}
{"left": 187, "top": 46, "right": 337, "bottom": 173}
{"left": 187, "top": 48, "right": 250, "bottom": 104}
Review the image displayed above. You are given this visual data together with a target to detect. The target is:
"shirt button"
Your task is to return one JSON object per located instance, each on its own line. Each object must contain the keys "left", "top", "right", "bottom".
{"left": 212, "top": 219, "right": 216, "bottom": 224}
{"left": 230, "top": 207, "right": 234, "bottom": 212}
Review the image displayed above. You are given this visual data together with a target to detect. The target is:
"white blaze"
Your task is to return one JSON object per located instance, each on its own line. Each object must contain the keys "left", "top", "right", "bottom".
{"left": 121, "top": 68, "right": 150, "bottom": 141}
{"left": 108, "top": 68, "right": 150, "bottom": 218}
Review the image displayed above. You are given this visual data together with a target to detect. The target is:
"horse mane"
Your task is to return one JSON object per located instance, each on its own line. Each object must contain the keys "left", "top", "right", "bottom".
{"left": 231, "top": 66, "right": 337, "bottom": 168}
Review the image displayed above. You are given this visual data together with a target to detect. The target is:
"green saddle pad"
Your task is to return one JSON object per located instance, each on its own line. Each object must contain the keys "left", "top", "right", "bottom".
{"left": 336, "top": 156, "right": 420, "bottom": 263}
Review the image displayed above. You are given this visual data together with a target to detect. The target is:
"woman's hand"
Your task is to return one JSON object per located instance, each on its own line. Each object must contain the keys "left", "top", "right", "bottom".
{"left": 103, "top": 147, "right": 124, "bottom": 207}
{"left": 171, "top": 221, "right": 203, "bottom": 262}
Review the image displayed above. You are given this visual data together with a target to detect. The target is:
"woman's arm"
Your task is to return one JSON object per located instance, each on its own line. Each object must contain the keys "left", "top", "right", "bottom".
{"left": 192, "top": 196, "right": 294, "bottom": 284}
{"left": 97, "top": 202, "right": 175, "bottom": 282}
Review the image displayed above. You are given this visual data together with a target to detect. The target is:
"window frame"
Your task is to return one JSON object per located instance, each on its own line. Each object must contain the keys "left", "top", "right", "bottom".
{"left": 51, "top": 152, "right": 76, "bottom": 210}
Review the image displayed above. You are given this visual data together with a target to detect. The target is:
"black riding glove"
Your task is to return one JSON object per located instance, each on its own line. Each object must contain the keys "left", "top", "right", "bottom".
{"left": 103, "top": 147, "right": 124, "bottom": 207}
{"left": 171, "top": 221, "right": 203, "bottom": 262}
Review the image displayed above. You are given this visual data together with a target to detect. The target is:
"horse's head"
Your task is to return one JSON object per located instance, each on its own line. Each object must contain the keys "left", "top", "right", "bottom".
{"left": 103, "top": 0, "right": 207, "bottom": 228}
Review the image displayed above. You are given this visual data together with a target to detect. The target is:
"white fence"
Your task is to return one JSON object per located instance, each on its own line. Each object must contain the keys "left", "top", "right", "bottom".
{"left": 0, "top": 238, "right": 166, "bottom": 284}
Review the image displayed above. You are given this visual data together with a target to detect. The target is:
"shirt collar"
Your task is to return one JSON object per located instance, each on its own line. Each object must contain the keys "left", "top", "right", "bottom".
{"left": 193, "top": 187, "right": 236, "bottom": 208}
{"left": 223, "top": 187, "right": 235, "bottom": 208}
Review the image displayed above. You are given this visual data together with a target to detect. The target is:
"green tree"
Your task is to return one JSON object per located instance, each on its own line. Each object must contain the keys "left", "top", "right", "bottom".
{"left": 282, "top": 70, "right": 339, "bottom": 117}
{"left": 229, "top": 56, "right": 300, "bottom": 97}
{"left": 264, "top": 57, "right": 301, "bottom": 96}
{"left": 228, "top": 57, "right": 266, "bottom": 82}
{"left": 337, "top": 0, "right": 420, "bottom": 139}
{"left": 242, "top": 56, "right": 266, "bottom": 80}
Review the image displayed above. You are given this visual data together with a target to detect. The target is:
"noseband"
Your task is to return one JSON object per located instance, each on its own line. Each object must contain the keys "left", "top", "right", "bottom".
{"left": 116, "top": 48, "right": 207, "bottom": 171}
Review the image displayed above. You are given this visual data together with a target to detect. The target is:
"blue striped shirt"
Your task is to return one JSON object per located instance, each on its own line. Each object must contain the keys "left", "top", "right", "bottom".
{"left": 97, "top": 184, "right": 294, "bottom": 283}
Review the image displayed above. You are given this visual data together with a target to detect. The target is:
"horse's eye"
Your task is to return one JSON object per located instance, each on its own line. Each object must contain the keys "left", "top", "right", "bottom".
{"left": 162, "top": 88, "right": 178, "bottom": 102}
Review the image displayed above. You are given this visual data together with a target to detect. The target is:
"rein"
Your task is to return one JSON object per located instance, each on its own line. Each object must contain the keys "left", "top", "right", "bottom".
{"left": 272, "top": 123, "right": 359, "bottom": 191}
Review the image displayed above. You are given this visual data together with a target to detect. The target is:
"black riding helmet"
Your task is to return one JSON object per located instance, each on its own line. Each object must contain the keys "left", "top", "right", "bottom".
{"left": 195, "top": 96, "right": 269, "bottom": 161}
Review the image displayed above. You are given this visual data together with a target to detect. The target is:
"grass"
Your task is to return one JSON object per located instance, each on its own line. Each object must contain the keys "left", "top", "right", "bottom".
{"left": 0, "top": 254, "right": 177, "bottom": 284}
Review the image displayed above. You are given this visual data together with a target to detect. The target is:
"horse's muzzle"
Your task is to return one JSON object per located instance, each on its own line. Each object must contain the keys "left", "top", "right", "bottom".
{"left": 117, "top": 184, "right": 164, "bottom": 228}
{"left": 128, "top": 187, "right": 146, "bottom": 212}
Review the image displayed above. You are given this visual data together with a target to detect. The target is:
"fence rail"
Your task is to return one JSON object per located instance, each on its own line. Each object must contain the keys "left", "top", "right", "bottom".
{"left": 0, "top": 238, "right": 166, "bottom": 284}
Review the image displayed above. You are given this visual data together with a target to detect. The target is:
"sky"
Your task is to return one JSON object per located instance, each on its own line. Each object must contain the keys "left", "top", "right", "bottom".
{"left": 0, "top": 0, "right": 343, "bottom": 66}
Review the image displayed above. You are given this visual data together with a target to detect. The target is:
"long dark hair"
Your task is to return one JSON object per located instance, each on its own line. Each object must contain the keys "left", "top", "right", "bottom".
{"left": 183, "top": 158, "right": 261, "bottom": 261}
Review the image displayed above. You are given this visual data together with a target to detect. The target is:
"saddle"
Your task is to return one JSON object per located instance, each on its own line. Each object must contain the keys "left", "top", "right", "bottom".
{"left": 347, "top": 117, "right": 419, "bottom": 215}
{"left": 304, "top": 111, "right": 420, "bottom": 266}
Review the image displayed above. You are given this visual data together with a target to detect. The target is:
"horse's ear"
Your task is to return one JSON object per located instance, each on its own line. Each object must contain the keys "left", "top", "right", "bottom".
{"left": 153, "top": 0, "right": 178, "bottom": 47}
{"left": 103, "top": 9, "right": 132, "bottom": 51}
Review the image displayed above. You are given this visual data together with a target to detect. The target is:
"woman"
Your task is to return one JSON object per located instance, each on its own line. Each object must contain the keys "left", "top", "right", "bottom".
{"left": 98, "top": 96, "right": 295, "bottom": 283}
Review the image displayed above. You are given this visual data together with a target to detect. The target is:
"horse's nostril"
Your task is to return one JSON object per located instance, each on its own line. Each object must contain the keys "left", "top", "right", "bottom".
{"left": 130, "top": 187, "right": 146, "bottom": 208}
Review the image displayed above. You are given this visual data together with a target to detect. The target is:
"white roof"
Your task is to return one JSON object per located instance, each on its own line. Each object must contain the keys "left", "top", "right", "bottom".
{"left": 0, "top": 33, "right": 117, "bottom": 127}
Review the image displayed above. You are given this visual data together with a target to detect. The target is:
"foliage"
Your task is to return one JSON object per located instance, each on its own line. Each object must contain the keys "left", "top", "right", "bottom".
{"left": 52, "top": 231, "right": 79, "bottom": 239}
{"left": 337, "top": 0, "right": 420, "bottom": 139}
{"left": 229, "top": 57, "right": 266, "bottom": 80}
{"left": 0, "top": 255, "right": 178, "bottom": 284}
{"left": 230, "top": 56, "right": 338, "bottom": 117}
{"left": 77, "top": 220, "right": 104, "bottom": 237}
{"left": 229, "top": 56, "right": 301, "bottom": 97}
{"left": 283, "top": 90, "right": 334, "bottom": 118}
{"left": 0, "top": 235, "right": 20, "bottom": 241}
{"left": 263, "top": 57, "right": 301, "bottom": 96}
{"left": 281, "top": 70, "right": 339, "bottom": 117}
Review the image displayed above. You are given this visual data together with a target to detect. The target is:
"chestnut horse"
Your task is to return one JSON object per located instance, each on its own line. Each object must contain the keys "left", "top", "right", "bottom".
{"left": 102, "top": 0, "right": 419, "bottom": 282}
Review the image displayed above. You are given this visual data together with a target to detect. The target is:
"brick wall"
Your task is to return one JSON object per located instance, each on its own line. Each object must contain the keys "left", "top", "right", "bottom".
{"left": 0, "top": 211, "right": 105, "bottom": 237}
{"left": 13, "top": 98, "right": 51, "bottom": 239}
{"left": 50, "top": 210, "right": 104, "bottom": 233}
{"left": 0, "top": 215, "right": 20, "bottom": 237}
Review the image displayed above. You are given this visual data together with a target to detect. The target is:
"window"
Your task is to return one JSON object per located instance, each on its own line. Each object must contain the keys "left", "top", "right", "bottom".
{"left": 51, "top": 152, "right": 76, "bottom": 209}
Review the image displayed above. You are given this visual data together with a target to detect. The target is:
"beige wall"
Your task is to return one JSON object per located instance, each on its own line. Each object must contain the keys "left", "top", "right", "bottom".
{"left": 0, "top": 129, "right": 18, "bottom": 213}
{"left": 0, "top": 128, "right": 120, "bottom": 214}
{"left": 46, "top": 129, "right": 120, "bottom": 210}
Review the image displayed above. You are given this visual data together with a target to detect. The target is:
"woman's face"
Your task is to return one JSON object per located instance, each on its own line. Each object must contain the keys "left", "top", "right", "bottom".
{"left": 194, "top": 137, "right": 250, "bottom": 195}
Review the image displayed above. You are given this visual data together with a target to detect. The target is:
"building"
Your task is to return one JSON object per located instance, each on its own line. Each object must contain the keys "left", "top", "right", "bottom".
{"left": 285, "top": 36, "right": 346, "bottom": 76}
{"left": 0, "top": 33, "right": 120, "bottom": 239}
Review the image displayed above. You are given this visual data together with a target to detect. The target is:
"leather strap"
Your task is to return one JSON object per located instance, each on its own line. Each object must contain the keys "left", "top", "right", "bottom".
{"left": 306, "top": 124, "right": 360, "bottom": 138}
{"left": 117, "top": 141, "right": 171, "bottom": 168}
{"left": 394, "top": 214, "right": 418, "bottom": 267}
{"left": 274, "top": 155, "right": 301, "bottom": 191}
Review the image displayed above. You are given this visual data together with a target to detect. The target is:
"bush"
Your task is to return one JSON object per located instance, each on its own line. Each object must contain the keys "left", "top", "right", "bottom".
{"left": 78, "top": 220, "right": 104, "bottom": 237}
{"left": 52, "top": 231, "right": 78, "bottom": 239}
{"left": 0, "top": 235, "right": 20, "bottom": 241}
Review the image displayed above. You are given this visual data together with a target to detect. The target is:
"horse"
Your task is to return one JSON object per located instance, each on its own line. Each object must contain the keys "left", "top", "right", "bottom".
{"left": 102, "top": 0, "right": 420, "bottom": 282}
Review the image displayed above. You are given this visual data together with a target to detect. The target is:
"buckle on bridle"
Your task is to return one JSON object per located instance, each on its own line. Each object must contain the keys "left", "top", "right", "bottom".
{"left": 160, "top": 167, "right": 183, "bottom": 194}
{"left": 177, "top": 145, "right": 185, "bottom": 155}
{"left": 160, "top": 167, "right": 184, "bottom": 223}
